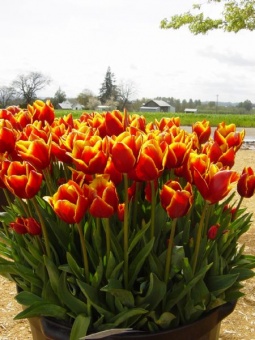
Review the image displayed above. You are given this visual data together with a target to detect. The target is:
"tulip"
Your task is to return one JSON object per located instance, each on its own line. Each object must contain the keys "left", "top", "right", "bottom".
{"left": 214, "top": 122, "right": 245, "bottom": 151}
{"left": 15, "top": 138, "right": 51, "bottom": 170}
{"left": 193, "top": 163, "right": 239, "bottom": 204}
{"left": 163, "top": 142, "right": 189, "bottom": 169}
{"left": 0, "top": 119, "right": 16, "bottom": 153}
{"left": 192, "top": 120, "right": 211, "bottom": 144}
{"left": 111, "top": 131, "right": 142, "bottom": 174}
{"left": 2, "top": 160, "right": 43, "bottom": 199}
{"left": 29, "top": 99, "right": 55, "bottom": 125}
{"left": 135, "top": 139, "right": 164, "bottom": 181}
{"left": 105, "top": 110, "right": 125, "bottom": 136}
{"left": 68, "top": 138, "right": 108, "bottom": 175}
{"left": 160, "top": 180, "right": 193, "bottom": 219}
{"left": 89, "top": 175, "right": 119, "bottom": 218}
{"left": 45, "top": 180, "right": 89, "bottom": 224}
{"left": 202, "top": 142, "right": 235, "bottom": 168}
{"left": 10, "top": 217, "right": 41, "bottom": 236}
{"left": 237, "top": 167, "right": 255, "bottom": 198}
{"left": 207, "top": 224, "right": 220, "bottom": 240}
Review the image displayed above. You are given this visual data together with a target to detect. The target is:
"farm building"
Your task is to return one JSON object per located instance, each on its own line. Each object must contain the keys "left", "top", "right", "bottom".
{"left": 58, "top": 100, "right": 84, "bottom": 110}
{"left": 184, "top": 108, "right": 198, "bottom": 113}
{"left": 140, "top": 100, "right": 175, "bottom": 113}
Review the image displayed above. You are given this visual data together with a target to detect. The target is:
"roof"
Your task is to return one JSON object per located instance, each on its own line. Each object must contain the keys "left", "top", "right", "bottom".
{"left": 151, "top": 100, "right": 171, "bottom": 107}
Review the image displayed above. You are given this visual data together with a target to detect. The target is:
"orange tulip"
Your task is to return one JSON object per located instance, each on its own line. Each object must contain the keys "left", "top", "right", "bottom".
{"left": 202, "top": 142, "right": 236, "bottom": 168}
{"left": 193, "top": 163, "right": 239, "bottom": 204}
{"left": 192, "top": 120, "right": 211, "bottom": 144}
{"left": 214, "top": 122, "right": 245, "bottom": 151}
{"left": 105, "top": 110, "right": 125, "bottom": 136}
{"left": 0, "top": 119, "right": 16, "bottom": 154}
{"left": 111, "top": 131, "right": 143, "bottom": 174}
{"left": 89, "top": 175, "right": 119, "bottom": 218}
{"left": 160, "top": 180, "right": 193, "bottom": 219}
{"left": 45, "top": 180, "right": 89, "bottom": 224}
{"left": 29, "top": 99, "right": 55, "bottom": 125}
{"left": 237, "top": 167, "right": 255, "bottom": 198}
{"left": 15, "top": 137, "right": 51, "bottom": 170}
{"left": 163, "top": 142, "right": 189, "bottom": 169}
{"left": 135, "top": 139, "right": 164, "bottom": 181}
{"left": 68, "top": 138, "right": 108, "bottom": 175}
{"left": 2, "top": 160, "right": 42, "bottom": 199}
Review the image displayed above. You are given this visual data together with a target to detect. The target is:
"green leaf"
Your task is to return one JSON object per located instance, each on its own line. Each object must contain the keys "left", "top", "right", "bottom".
{"left": 128, "top": 223, "right": 150, "bottom": 255}
{"left": 155, "top": 312, "right": 176, "bottom": 329}
{"left": 128, "top": 237, "right": 154, "bottom": 289}
{"left": 15, "top": 291, "right": 42, "bottom": 306}
{"left": 101, "top": 280, "right": 135, "bottom": 308}
{"left": 58, "top": 272, "right": 88, "bottom": 316}
{"left": 136, "top": 273, "right": 166, "bottom": 310}
{"left": 70, "top": 314, "right": 90, "bottom": 340}
{"left": 111, "top": 308, "right": 148, "bottom": 327}
{"left": 14, "top": 302, "right": 67, "bottom": 320}
{"left": 206, "top": 273, "right": 239, "bottom": 296}
{"left": 77, "top": 280, "right": 114, "bottom": 320}
{"left": 67, "top": 252, "right": 84, "bottom": 280}
{"left": 43, "top": 255, "right": 61, "bottom": 298}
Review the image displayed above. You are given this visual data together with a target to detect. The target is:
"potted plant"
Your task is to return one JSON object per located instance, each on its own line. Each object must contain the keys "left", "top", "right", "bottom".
{"left": 0, "top": 100, "right": 255, "bottom": 340}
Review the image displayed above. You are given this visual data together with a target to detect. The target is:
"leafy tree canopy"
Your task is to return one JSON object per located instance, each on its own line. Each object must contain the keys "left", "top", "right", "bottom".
{"left": 160, "top": 0, "right": 255, "bottom": 34}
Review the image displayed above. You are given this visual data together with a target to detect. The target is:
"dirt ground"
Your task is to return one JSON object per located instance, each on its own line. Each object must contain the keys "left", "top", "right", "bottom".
{"left": 0, "top": 149, "right": 255, "bottom": 340}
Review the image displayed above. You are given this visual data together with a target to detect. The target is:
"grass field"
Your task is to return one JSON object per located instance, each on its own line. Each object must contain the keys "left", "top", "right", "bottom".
{"left": 54, "top": 109, "right": 255, "bottom": 127}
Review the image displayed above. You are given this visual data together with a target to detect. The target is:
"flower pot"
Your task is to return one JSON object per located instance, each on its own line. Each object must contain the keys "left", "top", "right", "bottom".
{"left": 27, "top": 301, "right": 236, "bottom": 340}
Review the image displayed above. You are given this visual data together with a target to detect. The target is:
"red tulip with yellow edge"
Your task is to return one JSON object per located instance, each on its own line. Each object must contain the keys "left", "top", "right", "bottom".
{"left": 192, "top": 120, "right": 211, "bottom": 144}
{"left": 237, "top": 167, "right": 255, "bottom": 198}
{"left": 111, "top": 131, "right": 143, "bottom": 173}
{"left": 193, "top": 163, "right": 239, "bottom": 204}
{"left": 15, "top": 137, "right": 51, "bottom": 170}
{"left": 160, "top": 180, "right": 193, "bottom": 219}
{"left": 0, "top": 119, "right": 16, "bottom": 153}
{"left": 29, "top": 99, "right": 55, "bottom": 125}
{"left": 88, "top": 175, "right": 119, "bottom": 218}
{"left": 135, "top": 138, "right": 164, "bottom": 181}
{"left": 2, "top": 160, "right": 42, "bottom": 199}
{"left": 44, "top": 180, "right": 89, "bottom": 224}
{"left": 68, "top": 138, "right": 108, "bottom": 175}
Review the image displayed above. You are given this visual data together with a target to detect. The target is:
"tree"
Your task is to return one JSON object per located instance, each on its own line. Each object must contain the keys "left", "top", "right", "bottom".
{"left": 0, "top": 86, "right": 16, "bottom": 107}
{"left": 238, "top": 99, "right": 253, "bottom": 110}
{"left": 99, "top": 67, "right": 118, "bottom": 104}
{"left": 53, "top": 87, "right": 66, "bottom": 105}
{"left": 117, "top": 80, "right": 137, "bottom": 110}
{"left": 12, "top": 71, "right": 51, "bottom": 105}
{"left": 77, "top": 89, "right": 94, "bottom": 108}
{"left": 160, "top": 0, "right": 255, "bottom": 34}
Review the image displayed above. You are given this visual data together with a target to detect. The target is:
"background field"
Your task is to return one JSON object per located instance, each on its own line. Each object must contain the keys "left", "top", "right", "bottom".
{"left": 55, "top": 110, "right": 255, "bottom": 127}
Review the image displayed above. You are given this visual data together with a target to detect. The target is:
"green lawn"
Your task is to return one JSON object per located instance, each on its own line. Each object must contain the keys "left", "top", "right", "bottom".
{"left": 54, "top": 110, "right": 255, "bottom": 127}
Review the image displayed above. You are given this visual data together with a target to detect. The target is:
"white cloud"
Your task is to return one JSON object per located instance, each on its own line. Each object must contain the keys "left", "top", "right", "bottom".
{"left": 0, "top": 0, "right": 254, "bottom": 103}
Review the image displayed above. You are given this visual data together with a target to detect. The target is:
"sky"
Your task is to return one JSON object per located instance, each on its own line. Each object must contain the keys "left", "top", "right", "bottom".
{"left": 1, "top": 0, "right": 255, "bottom": 104}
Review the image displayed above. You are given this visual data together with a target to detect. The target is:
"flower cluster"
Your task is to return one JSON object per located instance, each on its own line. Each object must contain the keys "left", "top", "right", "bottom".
{"left": 0, "top": 100, "right": 255, "bottom": 338}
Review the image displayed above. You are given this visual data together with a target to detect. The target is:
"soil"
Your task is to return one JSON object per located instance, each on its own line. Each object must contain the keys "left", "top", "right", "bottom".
{"left": 0, "top": 149, "right": 255, "bottom": 340}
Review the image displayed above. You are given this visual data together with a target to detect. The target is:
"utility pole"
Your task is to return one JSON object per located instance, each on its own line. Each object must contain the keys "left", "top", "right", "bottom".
{"left": 216, "top": 94, "right": 219, "bottom": 114}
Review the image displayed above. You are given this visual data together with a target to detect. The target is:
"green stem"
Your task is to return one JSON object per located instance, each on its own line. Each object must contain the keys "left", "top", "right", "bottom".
{"left": 132, "top": 182, "right": 140, "bottom": 230}
{"left": 3, "top": 188, "right": 13, "bottom": 207}
{"left": 17, "top": 197, "right": 30, "bottom": 217}
{"left": 232, "top": 196, "right": 244, "bottom": 220}
{"left": 123, "top": 173, "right": 129, "bottom": 289}
{"left": 31, "top": 197, "right": 51, "bottom": 259}
{"left": 164, "top": 218, "right": 177, "bottom": 284}
{"left": 150, "top": 180, "right": 156, "bottom": 239}
{"left": 42, "top": 168, "right": 55, "bottom": 196}
{"left": 77, "top": 222, "right": 90, "bottom": 283}
{"left": 104, "top": 218, "right": 111, "bottom": 262}
{"left": 192, "top": 201, "right": 209, "bottom": 273}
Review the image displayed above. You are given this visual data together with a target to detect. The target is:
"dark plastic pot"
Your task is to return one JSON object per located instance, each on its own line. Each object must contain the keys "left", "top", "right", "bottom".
{"left": 28, "top": 301, "right": 236, "bottom": 340}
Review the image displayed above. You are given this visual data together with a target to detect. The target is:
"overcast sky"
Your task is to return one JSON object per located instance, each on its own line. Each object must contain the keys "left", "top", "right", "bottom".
{"left": 1, "top": 0, "right": 254, "bottom": 103}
